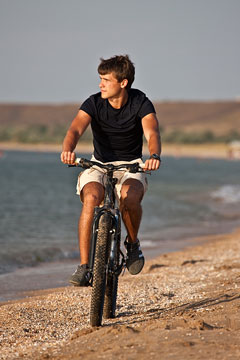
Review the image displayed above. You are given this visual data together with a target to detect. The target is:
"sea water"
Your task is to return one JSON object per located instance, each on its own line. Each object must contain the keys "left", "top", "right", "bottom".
{"left": 1, "top": 150, "right": 240, "bottom": 276}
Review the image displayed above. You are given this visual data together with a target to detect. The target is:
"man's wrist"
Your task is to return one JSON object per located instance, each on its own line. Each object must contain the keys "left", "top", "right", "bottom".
{"left": 150, "top": 153, "right": 161, "bottom": 161}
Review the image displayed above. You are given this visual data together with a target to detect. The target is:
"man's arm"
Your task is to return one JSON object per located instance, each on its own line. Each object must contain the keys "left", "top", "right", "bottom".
{"left": 142, "top": 113, "right": 161, "bottom": 171}
{"left": 61, "top": 110, "right": 92, "bottom": 164}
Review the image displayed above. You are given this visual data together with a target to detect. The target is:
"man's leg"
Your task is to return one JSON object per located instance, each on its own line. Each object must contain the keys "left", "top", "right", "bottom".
{"left": 120, "top": 179, "right": 145, "bottom": 275}
{"left": 79, "top": 182, "right": 104, "bottom": 264}
{"left": 120, "top": 178, "right": 144, "bottom": 243}
{"left": 69, "top": 181, "right": 104, "bottom": 286}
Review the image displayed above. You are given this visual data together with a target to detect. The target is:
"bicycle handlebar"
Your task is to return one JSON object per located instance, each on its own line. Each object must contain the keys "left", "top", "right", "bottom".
{"left": 68, "top": 157, "right": 145, "bottom": 173}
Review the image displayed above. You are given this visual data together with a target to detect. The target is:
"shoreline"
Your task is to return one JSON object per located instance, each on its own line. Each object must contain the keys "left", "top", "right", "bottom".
{"left": 0, "top": 231, "right": 215, "bottom": 304}
{"left": 0, "top": 228, "right": 240, "bottom": 359}
{"left": 0, "top": 141, "right": 230, "bottom": 159}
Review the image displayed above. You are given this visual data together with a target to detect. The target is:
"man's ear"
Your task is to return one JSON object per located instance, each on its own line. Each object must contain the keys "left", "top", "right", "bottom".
{"left": 120, "top": 79, "right": 128, "bottom": 89}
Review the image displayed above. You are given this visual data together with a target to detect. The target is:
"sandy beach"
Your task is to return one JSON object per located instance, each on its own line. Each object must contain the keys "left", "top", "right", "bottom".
{"left": 1, "top": 229, "right": 240, "bottom": 360}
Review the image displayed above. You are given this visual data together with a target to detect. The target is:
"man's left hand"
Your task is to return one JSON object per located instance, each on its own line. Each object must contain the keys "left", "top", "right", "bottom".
{"left": 144, "top": 158, "right": 161, "bottom": 171}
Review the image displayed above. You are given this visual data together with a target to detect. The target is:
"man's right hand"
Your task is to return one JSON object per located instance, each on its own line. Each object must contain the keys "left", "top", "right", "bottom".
{"left": 61, "top": 151, "right": 76, "bottom": 164}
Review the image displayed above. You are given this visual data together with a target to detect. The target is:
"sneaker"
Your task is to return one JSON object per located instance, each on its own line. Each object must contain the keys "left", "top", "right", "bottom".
{"left": 124, "top": 238, "right": 145, "bottom": 275}
{"left": 69, "top": 264, "right": 91, "bottom": 286}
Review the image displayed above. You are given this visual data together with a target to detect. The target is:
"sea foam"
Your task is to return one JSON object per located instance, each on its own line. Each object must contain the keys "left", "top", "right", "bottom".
{"left": 211, "top": 185, "right": 240, "bottom": 204}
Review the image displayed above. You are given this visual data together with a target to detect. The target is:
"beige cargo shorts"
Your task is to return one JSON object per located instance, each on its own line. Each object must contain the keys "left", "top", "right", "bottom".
{"left": 76, "top": 156, "right": 148, "bottom": 203}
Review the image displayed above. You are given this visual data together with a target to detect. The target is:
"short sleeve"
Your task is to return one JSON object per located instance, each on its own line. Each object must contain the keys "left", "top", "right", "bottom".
{"left": 138, "top": 97, "right": 156, "bottom": 119}
{"left": 79, "top": 97, "right": 95, "bottom": 118}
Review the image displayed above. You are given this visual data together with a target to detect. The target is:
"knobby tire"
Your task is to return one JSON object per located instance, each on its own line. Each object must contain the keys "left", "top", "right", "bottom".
{"left": 90, "top": 212, "right": 111, "bottom": 327}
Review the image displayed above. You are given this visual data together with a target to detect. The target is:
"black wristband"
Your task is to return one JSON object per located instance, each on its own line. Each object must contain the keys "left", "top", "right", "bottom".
{"left": 150, "top": 153, "right": 161, "bottom": 161}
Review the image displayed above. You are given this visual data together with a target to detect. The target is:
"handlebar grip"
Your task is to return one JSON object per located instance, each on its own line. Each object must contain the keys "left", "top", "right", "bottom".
{"left": 67, "top": 158, "right": 86, "bottom": 167}
{"left": 75, "top": 158, "right": 92, "bottom": 169}
{"left": 75, "top": 157, "right": 81, "bottom": 164}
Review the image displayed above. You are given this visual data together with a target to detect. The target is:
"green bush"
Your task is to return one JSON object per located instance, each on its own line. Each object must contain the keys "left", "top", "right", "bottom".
{"left": 0, "top": 124, "right": 239, "bottom": 145}
{"left": 162, "top": 129, "right": 240, "bottom": 144}
{"left": 0, "top": 124, "right": 93, "bottom": 144}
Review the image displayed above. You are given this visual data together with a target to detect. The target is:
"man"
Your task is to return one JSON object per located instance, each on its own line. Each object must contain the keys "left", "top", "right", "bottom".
{"left": 61, "top": 55, "right": 161, "bottom": 286}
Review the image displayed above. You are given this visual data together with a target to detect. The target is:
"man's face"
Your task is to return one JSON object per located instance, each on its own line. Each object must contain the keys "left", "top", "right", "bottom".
{"left": 99, "top": 72, "right": 126, "bottom": 99}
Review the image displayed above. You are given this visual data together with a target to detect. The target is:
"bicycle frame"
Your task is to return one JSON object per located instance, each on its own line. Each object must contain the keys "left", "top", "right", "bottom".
{"left": 88, "top": 166, "right": 123, "bottom": 280}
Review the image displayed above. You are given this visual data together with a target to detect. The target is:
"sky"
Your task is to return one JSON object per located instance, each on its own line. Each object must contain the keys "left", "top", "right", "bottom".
{"left": 1, "top": 0, "right": 240, "bottom": 103}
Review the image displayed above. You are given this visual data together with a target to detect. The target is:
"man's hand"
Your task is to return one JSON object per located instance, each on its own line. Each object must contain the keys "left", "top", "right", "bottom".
{"left": 61, "top": 151, "right": 76, "bottom": 164}
{"left": 144, "top": 158, "right": 161, "bottom": 171}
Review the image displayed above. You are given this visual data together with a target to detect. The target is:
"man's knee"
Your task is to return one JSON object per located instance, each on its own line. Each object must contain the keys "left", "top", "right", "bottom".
{"left": 120, "top": 179, "right": 144, "bottom": 208}
{"left": 82, "top": 182, "right": 104, "bottom": 206}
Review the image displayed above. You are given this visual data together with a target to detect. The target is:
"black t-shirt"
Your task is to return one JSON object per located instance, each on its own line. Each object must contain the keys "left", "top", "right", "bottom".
{"left": 80, "top": 88, "right": 155, "bottom": 162}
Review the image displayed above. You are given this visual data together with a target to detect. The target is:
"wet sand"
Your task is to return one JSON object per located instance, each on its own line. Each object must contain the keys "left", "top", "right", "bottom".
{"left": 1, "top": 229, "right": 240, "bottom": 359}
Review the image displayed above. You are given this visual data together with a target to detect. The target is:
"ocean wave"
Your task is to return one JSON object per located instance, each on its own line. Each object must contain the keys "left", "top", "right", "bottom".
{"left": 140, "top": 239, "right": 156, "bottom": 248}
{"left": 0, "top": 239, "right": 158, "bottom": 275}
{"left": 0, "top": 247, "right": 79, "bottom": 275}
{"left": 211, "top": 185, "right": 240, "bottom": 204}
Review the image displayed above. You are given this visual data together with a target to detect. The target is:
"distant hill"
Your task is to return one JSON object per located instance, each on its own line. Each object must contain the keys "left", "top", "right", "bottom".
{"left": 0, "top": 104, "right": 77, "bottom": 126}
{"left": 0, "top": 101, "right": 240, "bottom": 144}
{"left": 155, "top": 101, "right": 240, "bottom": 135}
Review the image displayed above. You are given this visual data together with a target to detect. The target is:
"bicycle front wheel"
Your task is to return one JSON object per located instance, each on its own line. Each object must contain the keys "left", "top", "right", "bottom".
{"left": 90, "top": 212, "right": 111, "bottom": 327}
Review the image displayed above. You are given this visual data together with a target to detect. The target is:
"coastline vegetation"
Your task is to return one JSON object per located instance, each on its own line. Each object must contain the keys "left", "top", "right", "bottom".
{"left": 0, "top": 101, "right": 240, "bottom": 145}
{"left": 0, "top": 124, "right": 239, "bottom": 145}
{"left": 0, "top": 124, "right": 92, "bottom": 144}
{"left": 161, "top": 128, "right": 240, "bottom": 144}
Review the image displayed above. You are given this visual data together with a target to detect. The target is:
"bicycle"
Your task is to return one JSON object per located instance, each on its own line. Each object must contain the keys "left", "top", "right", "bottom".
{"left": 69, "top": 157, "right": 145, "bottom": 327}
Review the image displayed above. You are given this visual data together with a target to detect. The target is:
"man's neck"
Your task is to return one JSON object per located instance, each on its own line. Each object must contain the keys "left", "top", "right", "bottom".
{"left": 108, "top": 90, "right": 128, "bottom": 109}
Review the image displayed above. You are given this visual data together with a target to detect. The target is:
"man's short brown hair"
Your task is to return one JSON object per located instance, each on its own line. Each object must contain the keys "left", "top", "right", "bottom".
{"left": 98, "top": 55, "right": 135, "bottom": 90}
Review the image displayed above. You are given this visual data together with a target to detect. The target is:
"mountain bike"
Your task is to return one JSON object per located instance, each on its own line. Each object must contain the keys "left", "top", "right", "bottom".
{"left": 70, "top": 157, "right": 145, "bottom": 327}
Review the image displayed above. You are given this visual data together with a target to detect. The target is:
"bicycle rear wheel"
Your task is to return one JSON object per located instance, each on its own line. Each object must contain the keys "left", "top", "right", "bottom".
{"left": 90, "top": 212, "right": 112, "bottom": 327}
{"left": 103, "top": 220, "right": 121, "bottom": 319}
